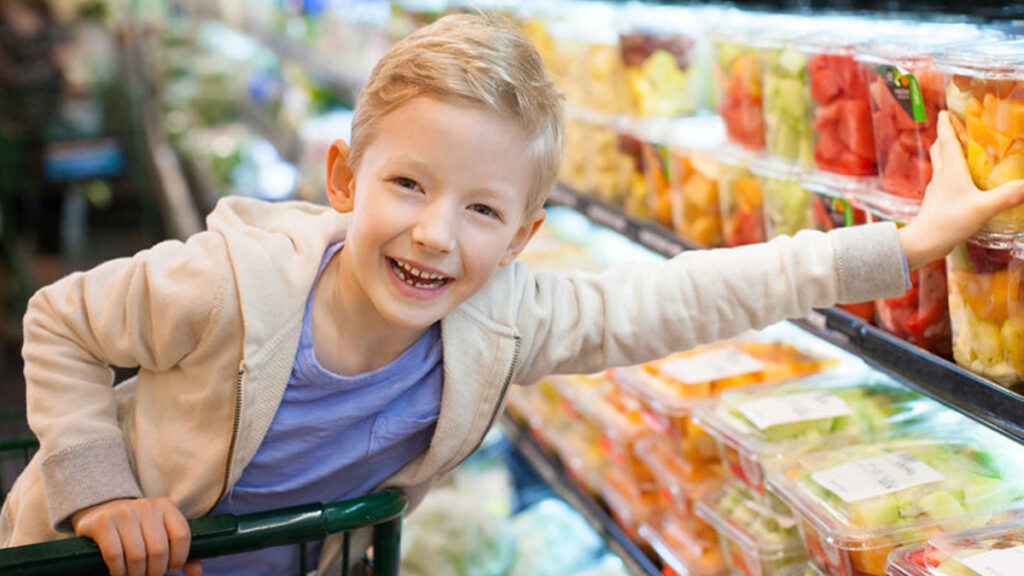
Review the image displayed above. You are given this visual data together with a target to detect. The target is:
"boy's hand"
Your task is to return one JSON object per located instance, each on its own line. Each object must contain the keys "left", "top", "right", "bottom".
{"left": 899, "top": 110, "right": 1024, "bottom": 270}
{"left": 71, "top": 498, "right": 201, "bottom": 576}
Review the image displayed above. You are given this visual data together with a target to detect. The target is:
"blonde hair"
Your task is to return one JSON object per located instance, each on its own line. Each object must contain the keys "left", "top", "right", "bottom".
{"left": 348, "top": 12, "right": 564, "bottom": 216}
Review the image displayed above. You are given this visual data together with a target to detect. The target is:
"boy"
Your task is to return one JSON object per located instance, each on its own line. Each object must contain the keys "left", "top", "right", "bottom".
{"left": 2, "top": 11, "right": 1023, "bottom": 576}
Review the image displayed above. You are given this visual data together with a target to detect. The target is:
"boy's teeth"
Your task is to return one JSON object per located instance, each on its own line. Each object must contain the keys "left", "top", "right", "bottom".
{"left": 392, "top": 259, "right": 447, "bottom": 288}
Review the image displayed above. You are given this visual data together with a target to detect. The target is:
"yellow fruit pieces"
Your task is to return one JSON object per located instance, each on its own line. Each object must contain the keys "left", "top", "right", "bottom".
{"left": 962, "top": 88, "right": 1024, "bottom": 192}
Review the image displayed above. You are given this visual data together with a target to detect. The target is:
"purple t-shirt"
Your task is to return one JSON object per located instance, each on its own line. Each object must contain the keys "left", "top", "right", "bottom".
{"left": 203, "top": 243, "right": 443, "bottom": 575}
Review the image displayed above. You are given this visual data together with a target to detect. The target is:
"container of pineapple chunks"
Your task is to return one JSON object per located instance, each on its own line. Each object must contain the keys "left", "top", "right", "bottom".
{"left": 767, "top": 438, "right": 1024, "bottom": 576}
{"left": 888, "top": 519, "right": 1024, "bottom": 576}
{"left": 696, "top": 482, "right": 807, "bottom": 576}
{"left": 693, "top": 373, "right": 947, "bottom": 495}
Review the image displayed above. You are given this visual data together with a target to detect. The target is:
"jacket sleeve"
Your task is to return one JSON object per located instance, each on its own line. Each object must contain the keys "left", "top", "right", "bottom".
{"left": 22, "top": 231, "right": 233, "bottom": 531}
{"left": 511, "top": 222, "right": 907, "bottom": 385}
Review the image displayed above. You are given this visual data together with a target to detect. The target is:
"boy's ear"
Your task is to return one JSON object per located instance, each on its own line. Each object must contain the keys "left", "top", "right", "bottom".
{"left": 326, "top": 139, "right": 356, "bottom": 212}
{"left": 500, "top": 209, "right": 547, "bottom": 266}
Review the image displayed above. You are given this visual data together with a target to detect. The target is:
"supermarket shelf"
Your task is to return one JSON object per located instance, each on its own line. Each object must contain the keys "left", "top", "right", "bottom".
{"left": 546, "top": 185, "right": 1024, "bottom": 445}
{"left": 499, "top": 415, "right": 662, "bottom": 576}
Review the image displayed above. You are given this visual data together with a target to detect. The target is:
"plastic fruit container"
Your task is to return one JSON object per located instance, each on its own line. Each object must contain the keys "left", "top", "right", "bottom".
{"left": 779, "top": 562, "right": 827, "bottom": 576}
{"left": 710, "top": 16, "right": 770, "bottom": 149}
{"left": 768, "top": 438, "right": 1024, "bottom": 576}
{"left": 607, "top": 338, "right": 838, "bottom": 471}
{"left": 576, "top": 4, "right": 631, "bottom": 116}
{"left": 802, "top": 173, "right": 875, "bottom": 322}
{"left": 642, "top": 138, "right": 673, "bottom": 227}
{"left": 634, "top": 436, "right": 723, "bottom": 522}
{"left": 696, "top": 482, "right": 807, "bottom": 576}
{"left": 694, "top": 373, "right": 946, "bottom": 495}
{"left": 799, "top": 21, "right": 915, "bottom": 177}
{"left": 665, "top": 116, "right": 727, "bottom": 247}
{"left": 580, "top": 113, "right": 633, "bottom": 206}
{"left": 936, "top": 39, "right": 1024, "bottom": 235}
{"left": 756, "top": 25, "right": 814, "bottom": 166}
{"left": 871, "top": 214, "right": 951, "bottom": 356}
{"left": 619, "top": 129, "right": 651, "bottom": 219}
{"left": 946, "top": 230, "right": 1024, "bottom": 385}
{"left": 618, "top": 4, "right": 702, "bottom": 118}
{"left": 855, "top": 25, "right": 994, "bottom": 218}
{"left": 897, "top": 520, "right": 1024, "bottom": 576}
{"left": 600, "top": 465, "right": 659, "bottom": 537}
{"left": 641, "top": 513, "right": 730, "bottom": 576}
{"left": 718, "top": 144, "right": 767, "bottom": 247}
{"left": 753, "top": 157, "right": 814, "bottom": 239}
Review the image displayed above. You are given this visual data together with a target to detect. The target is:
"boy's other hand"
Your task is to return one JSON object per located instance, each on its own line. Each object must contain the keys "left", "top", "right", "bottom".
{"left": 70, "top": 497, "right": 201, "bottom": 576}
{"left": 899, "top": 110, "right": 1024, "bottom": 270}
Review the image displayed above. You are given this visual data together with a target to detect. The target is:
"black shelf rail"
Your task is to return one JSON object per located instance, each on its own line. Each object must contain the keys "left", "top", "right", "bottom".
{"left": 499, "top": 415, "right": 663, "bottom": 576}
{"left": 546, "top": 185, "right": 1024, "bottom": 445}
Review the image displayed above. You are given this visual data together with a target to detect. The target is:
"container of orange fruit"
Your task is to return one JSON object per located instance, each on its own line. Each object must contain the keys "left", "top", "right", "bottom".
{"left": 936, "top": 39, "right": 1024, "bottom": 235}
{"left": 634, "top": 436, "right": 724, "bottom": 523}
{"left": 606, "top": 338, "right": 838, "bottom": 473}
{"left": 946, "top": 230, "right": 1024, "bottom": 385}
{"left": 640, "top": 512, "right": 731, "bottom": 576}
{"left": 718, "top": 144, "right": 767, "bottom": 247}
{"left": 664, "top": 116, "right": 727, "bottom": 247}
{"left": 855, "top": 25, "right": 995, "bottom": 220}
{"left": 642, "top": 137, "right": 673, "bottom": 228}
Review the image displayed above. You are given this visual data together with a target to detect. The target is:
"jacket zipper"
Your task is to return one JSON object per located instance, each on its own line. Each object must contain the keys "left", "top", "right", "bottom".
{"left": 209, "top": 363, "right": 244, "bottom": 512}
{"left": 468, "top": 335, "right": 521, "bottom": 457}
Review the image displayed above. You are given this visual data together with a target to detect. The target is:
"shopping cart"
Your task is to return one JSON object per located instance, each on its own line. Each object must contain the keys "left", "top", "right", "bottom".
{"left": 0, "top": 489, "right": 407, "bottom": 576}
{"left": 0, "top": 411, "right": 407, "bottom": 576}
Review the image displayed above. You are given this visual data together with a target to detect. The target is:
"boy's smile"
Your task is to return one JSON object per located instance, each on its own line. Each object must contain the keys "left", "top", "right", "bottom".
{"left": 321, "top": 96, "right": 546, "bottom": 364}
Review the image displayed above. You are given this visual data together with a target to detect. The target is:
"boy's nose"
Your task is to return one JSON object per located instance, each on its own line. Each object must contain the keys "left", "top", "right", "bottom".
{"left": 411, "top": 202, "right": 457, "bottom": 253}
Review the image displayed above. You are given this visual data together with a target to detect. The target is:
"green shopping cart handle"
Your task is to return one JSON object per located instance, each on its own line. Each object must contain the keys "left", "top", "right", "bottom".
{"left": 0, "top": 489, "right": 407, "bottom": 576}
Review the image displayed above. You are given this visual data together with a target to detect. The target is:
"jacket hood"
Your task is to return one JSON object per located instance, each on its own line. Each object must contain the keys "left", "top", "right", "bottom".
{"left": 204, "top": 196, "right": 351, "bottom": 362}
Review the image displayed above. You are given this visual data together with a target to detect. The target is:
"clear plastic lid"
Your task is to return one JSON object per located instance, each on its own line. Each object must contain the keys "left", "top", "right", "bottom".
{"left": 779, "top": 561, "right": 828, "bottom": 576}
{"left": 798, "top": 18, "right": 915, "bottom": 55}
{"left": 715, "top": 142, "right": 762, "bottom": 169}
{"left": 640, "top": 515, "right": 730, "bottom": 576}
{"left": 767, "top": 437, "right": 1024, "bottom": 548}
{"left": 695, "top": 482, "right": 805, "bottom": 557}
{"left": 930, "top": 519, "right": 1024, "bottom": 576}
{"left": 751, "top": 155, "right": 806, "bottom": 181}
{"left": 606, "top": 338, "right": 839, "bottom": 417}
{"left": 935, "top": 38, "right": 1024, "bottom": 80}
{"left": 694, "top": 373, "right": 948, "bottom": 469}
{"left": 856, "top": 23, "right": 1000, "bottom": 67}
{"left": 663, "top": 115, "right": 727, "bottom": 154}
{"left": 617, "top": 2, "right": 703, "bottom": 38}
{"left": 748, "top": 14, "right": 820, "bottom": 50}
{"left": 801, "top": 169, "right": 873, "bottom": 199}
{"left": 707, "top": 10, "right": 791, "bottom": 46}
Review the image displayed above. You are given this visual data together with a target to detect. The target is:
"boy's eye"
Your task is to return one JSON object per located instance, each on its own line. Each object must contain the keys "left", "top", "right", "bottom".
{"left": 470, "top": 204, "right": 502, "bottom": 221}
{"left": 392, "top": 177, "right": 421, "bottom": 192}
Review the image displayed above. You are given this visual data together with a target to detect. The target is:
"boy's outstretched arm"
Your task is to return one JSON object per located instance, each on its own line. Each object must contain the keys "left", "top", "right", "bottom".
{"left": 899, "top": 111, "right": 1024, "bottom": 270}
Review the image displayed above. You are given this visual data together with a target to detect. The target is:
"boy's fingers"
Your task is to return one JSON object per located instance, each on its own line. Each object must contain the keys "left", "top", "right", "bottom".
{"left": 981, "top": 180, "right": 1024, "bottom": 214}
{"left": 164, "top": 505, "right": 192, "bottom": 574}
{"left": 139, "top": 510, "right": 170, "bottom": 576}
{"left": 183, "top": 558, "right": 204, "bottom": 576}
{"left": 115, "top": 521, "right": 148, "bottom": 576}
{"left": 91, "top": 523, "right": 127, "bottom": 576}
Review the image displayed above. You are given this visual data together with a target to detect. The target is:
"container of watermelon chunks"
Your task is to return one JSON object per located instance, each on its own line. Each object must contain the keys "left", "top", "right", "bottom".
{"left": 799, "top": 21, "right": 916, "bottom": 178}
{"left": 936, "top": 39, "right": 1024, "bottom": 235}
{"left": 887, "top": 520, "right": 1024, "bottom": 576}
{"left": 871, "top": 213, "right": 951, "bottom": 357}
{"left": 855, "top": 25, "right": 997, "bottom": 220}
{"left": 767, "top": 437, "right": 1024, "bottom": 576}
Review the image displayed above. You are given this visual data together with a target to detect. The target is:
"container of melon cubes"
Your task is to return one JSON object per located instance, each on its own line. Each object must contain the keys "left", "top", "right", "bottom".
{"left": 767, "top": 437, "right": 1024, "bottom": 576}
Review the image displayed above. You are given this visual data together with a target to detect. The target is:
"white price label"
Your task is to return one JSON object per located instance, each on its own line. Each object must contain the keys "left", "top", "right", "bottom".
{"left": 657, "top": 348, "right": 765, "bottom": 385}
{"left": 960, "top": 545, "right": 1024, "bottom": 576}
{"left": 811, "top": 451, "right": 945, "bottom": 503}
{"left": 738, "top": 391, "right": 852, "bottom": 431}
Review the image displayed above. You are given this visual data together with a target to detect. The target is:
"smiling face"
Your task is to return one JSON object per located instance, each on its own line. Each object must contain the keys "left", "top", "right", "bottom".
{"left": 327, "top": 96, "right": 546, "bottom": 333}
